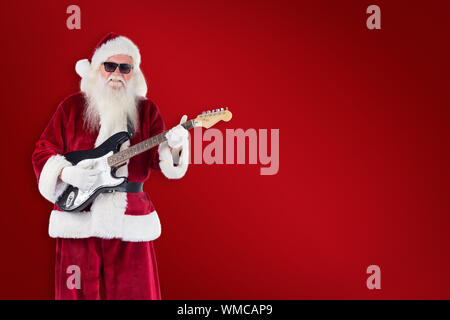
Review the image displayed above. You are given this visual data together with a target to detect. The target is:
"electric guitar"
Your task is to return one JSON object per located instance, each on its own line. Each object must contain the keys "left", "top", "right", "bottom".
{"left": 56, "top": 108, "right": 232, "bottom": 212}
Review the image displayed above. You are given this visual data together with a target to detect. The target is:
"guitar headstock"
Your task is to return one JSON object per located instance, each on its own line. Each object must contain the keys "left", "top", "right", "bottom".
{"left": 193, "top": 107, "right": 232, "bottom": 129}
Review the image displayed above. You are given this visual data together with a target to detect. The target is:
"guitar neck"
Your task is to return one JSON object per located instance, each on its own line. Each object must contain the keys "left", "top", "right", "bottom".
{"left": 107, "top": 120, "right": 196, "bottom": 167}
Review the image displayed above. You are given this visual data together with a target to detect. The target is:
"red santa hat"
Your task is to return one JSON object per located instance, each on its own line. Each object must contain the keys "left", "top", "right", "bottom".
{"left": 75, "top": 32, "right": 147, "bottom": 96}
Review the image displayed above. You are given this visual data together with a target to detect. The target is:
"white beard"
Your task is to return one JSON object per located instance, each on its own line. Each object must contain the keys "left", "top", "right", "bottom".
{"left": 78, "top": 71, "right": 140, "bottom": 231}
{"left": 81, "top": 71, "right": 139, "bottom": 144}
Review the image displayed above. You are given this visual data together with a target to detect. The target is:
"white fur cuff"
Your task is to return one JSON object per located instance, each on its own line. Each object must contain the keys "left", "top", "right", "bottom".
{"left": 48, "top": 210, "right": 162, "bottom": 242}
{"left": 158, "top": 140, "right": 189, "bottom": 179}
{"left": 38, "top": 154, "right": 73, "bottom": 203}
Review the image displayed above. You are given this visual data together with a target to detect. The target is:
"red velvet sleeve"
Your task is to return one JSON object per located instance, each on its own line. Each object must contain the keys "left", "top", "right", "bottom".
{"left": 147, "top": 101, "right": 166, "bottom": 171}
{"left": 31, "top": 104, "right": 72, "bottom": 202}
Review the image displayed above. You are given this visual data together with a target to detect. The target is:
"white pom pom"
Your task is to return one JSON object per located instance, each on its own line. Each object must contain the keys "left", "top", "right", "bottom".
{"left": 134, "top": 69, "right": 148, "bottom": 97}
{"left": 75, "top": 59, "right": 91, "bottom": 78}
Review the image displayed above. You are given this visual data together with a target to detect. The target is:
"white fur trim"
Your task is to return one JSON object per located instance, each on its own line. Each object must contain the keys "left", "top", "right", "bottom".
{"left": 75, "top": 59, "right": 91, "bottom": 78}
{"left": 90, "top": 192, "right": 127, "bottom": 237}
{"left": 48, "top": 210, "right": 162, "bottom": 242}
{"left": 122, "top": 212, "right": 161, "bottom": 242}
{"left": 91, "top": 36, "right": 141, "bottom": 70}
{"left": 159, "top": 140, "right": 189, "bottom": 179}
{"left": 38, "top": 155, "right": 73, "bottom": 203}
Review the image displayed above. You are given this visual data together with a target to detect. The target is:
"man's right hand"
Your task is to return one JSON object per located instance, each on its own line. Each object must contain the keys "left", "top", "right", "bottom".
{"left": 60, "top": 159, "right": 101, "bottom": 192}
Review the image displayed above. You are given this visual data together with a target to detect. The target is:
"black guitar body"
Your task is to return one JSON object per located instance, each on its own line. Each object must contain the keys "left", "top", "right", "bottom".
{"left": 56, "top": 131, "right": 131, "bottom": 212}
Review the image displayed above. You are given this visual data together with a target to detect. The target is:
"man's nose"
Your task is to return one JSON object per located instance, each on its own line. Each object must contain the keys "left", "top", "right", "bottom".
{"left": 112, "top": 66, "right": 121, "bottom": 75}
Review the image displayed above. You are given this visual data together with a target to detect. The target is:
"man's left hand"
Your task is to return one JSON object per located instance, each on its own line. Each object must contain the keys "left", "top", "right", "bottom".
{"left": 165, "top": 115, "right": 189, "bottom": 149}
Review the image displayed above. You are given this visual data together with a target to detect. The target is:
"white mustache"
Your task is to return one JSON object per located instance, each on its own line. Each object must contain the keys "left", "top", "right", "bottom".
{"left": 107, "top": 75, "right": 125, "bottom": 85}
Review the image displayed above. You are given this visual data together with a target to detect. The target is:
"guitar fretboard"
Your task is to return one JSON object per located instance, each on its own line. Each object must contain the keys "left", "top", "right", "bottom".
{"left": 107, "top": 120, "right": 195, "bottom": 167}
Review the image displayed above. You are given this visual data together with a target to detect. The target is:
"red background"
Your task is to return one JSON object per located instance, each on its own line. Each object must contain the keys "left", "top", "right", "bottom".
{"left": 0, "top": 0, "right": 449, "bottom": 299}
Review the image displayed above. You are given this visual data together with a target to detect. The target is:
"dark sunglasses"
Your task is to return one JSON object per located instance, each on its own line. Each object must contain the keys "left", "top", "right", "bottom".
{"left": 102, "top": 62, "right": 134, "bottom": 74}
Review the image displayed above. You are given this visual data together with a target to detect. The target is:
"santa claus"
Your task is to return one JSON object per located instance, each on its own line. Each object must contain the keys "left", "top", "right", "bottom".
{"left": 32, "top": 32, "right": 189, "bottom": 300}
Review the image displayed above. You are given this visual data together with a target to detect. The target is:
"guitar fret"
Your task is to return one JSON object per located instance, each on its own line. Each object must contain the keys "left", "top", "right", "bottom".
{"left": 109, "top": 120, "right": 195, "bottom": 166}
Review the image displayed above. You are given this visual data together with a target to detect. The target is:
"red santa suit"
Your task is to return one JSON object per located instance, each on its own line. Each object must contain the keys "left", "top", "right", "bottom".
{"left": 31, "top": 33, "right": 189, "bottom": 299}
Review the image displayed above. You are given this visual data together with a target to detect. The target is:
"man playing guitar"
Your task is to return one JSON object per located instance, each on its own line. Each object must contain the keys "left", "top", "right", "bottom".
{"left": 32, "top": 33, "right": 189, "bottom": 300}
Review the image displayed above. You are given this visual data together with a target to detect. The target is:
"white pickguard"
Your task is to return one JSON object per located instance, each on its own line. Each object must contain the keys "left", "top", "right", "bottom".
{"left": 65, "top": 151, "right": 125, "bottom": 210}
